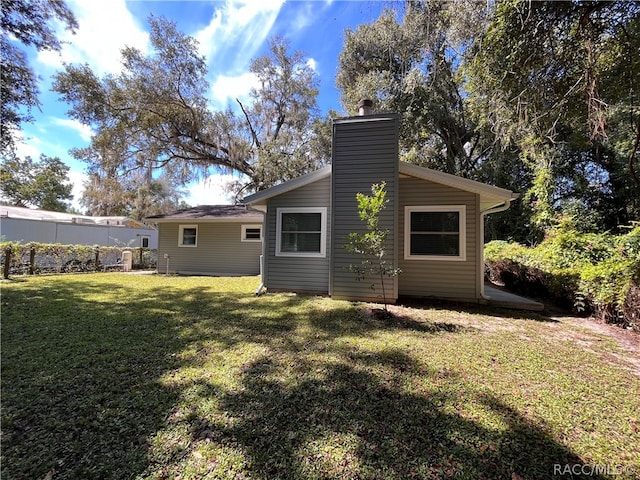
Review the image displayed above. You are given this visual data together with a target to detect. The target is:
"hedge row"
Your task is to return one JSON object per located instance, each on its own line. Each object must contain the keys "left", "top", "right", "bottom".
{"left": 485, "top": 223, "right": 640, "bottom": 331}
{"left": 1, "top": 242, "right": 157, "bottom": 276}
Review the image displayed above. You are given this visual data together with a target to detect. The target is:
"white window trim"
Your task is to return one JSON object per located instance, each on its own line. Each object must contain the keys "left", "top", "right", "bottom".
{"left": 241, "top": 224, "right": 262, "bottom": 242}
{"left": 178, "top": 224, "right": 198, "bottom": 248}
{"left": 276, "top": 207, "right": 327, "bottom": 257}
{"left": 404, "top": 205, "right": 466, "bottom": 261}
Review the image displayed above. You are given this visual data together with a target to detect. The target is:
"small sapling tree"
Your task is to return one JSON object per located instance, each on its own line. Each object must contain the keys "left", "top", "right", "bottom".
{"left": 344, "top": 181, "right": 401, "bottom": 314}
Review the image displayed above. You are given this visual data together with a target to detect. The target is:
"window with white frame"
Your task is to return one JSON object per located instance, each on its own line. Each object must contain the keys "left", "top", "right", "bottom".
{"left": 178, "top": 224, "right": 198, "bottom": 247}
{"left": 241, "top": 224, "right": 262, "bottom": 242}
{"left": 276, "top": 207, "right": 327, "bottom": 257}
{"left": 404, "top": 206, "right": 466, "bottom": 261}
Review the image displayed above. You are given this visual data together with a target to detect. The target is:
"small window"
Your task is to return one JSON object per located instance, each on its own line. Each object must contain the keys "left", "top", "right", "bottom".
{"left": 179, "top": 225, "right": 198, "bottom": 247}
{"left": 141, "top": 236, "right": 150, "bottom": 248}
{"left": 242, "top": 225, "right": 262, "bottom": 242}
{"left": 276, "top": 207, "right": 327, "bottom": 257}
{"left": 404, "top": 206, "right": 466, "bottom": 261}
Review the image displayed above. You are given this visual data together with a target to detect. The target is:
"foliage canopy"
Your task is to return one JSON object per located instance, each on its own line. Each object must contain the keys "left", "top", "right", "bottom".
{"left": 336, "top": 0, "right": 640, "bottom": 241}
{"left": 53, "top": 17, "right": 327, "bottom": 213}
{"left": 0, "top": 154, "right": 73, "bottom": 211}
{"left": 0, "top": 0, "right": 77, "bottom": 155}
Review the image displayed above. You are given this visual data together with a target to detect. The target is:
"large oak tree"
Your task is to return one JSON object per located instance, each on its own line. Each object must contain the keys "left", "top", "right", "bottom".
{"left": 465, "top": 0, "right": 640, "bottom": 232}
{"left": 53, "top": 16, "right": 324, "bottom": 211}
{"left": 336, "top": 2, "right": 491, "bottom": 178}
{"left": 337, "top": 0, "right": 640, "bottom": 240}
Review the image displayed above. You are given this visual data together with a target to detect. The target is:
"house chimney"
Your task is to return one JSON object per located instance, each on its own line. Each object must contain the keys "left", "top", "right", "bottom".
{"left": 331, "top": 109, "right": 399, "bottom": 302}
{"left": 358, "top": 98, "right": 373, "bottom": 116}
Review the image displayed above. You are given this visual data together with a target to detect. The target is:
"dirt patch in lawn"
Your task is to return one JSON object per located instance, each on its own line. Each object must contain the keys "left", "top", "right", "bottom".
{"left": 373, "top": 300, "right": 640, "bottom": 378}
{"left": 550, "top": 315, "right": 640, "bottom": 378}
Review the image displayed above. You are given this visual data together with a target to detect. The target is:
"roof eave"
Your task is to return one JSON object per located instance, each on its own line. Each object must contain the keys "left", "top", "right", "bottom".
{"left": 480, "top": 197, "right": 517, "bottom": 212}
{"left": 147, "top": 217, "right": 262, "bottom": 223}
{"left": 243, "top": 166, "right": 332, "bottom": 205}
{"left": 399, "top": 162, "right": 518, "bottom": 211}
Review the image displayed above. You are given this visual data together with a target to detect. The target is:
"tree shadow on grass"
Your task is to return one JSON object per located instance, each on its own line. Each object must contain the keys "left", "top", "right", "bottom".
{"left": 398, "top": 296, "right": 559, "bottom": 323}
{"left": 184, "top": 353, "right": 601, "bottom": 480}
{"left": 1, "top": 280, "right": 193, "bottom": 479}
{"left": 1, "top": 277, "right": 603, "bottom": 479}
{"left": 3, "top": 279, "right": 425, "bottom": 479}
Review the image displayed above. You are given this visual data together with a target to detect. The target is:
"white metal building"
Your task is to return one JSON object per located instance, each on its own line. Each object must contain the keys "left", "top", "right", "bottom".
{"left": 0, "top": 205, "right": 158, "bottom": 248}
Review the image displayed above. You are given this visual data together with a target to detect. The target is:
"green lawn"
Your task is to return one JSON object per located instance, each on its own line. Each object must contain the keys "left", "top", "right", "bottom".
{"left": 1, "top": 274, "right": 638, "bottom": 479}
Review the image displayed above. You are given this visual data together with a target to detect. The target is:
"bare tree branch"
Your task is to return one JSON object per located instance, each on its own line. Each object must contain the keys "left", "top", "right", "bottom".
{"left": 236, "top": 98, "right": 261, "bottom": 149}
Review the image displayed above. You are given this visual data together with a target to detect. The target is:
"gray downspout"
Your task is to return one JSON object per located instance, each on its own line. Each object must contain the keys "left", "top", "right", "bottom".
{"left": 255, "top": 253, "right": 265, "bottom": 295}
{"left": 255, "top": 211, "right": 267, "bottom": 295}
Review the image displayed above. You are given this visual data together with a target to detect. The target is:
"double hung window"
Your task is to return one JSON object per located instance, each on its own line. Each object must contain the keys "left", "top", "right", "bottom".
{"left": 276, "top": 208, "right": 326, "bottom": 257}
{"left": 178, "top": 225, "right": 198, "bottom": 247}
{"left": 404, "top": 206, "right": 466, "bottom": 261}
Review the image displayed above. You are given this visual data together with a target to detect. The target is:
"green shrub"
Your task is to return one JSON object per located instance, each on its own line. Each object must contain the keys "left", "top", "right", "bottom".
{"left": 485, "top": 223, "right": 640, "bottom": 331}
{"left": 1, "top": 242, "right": 157, "bottom": 276}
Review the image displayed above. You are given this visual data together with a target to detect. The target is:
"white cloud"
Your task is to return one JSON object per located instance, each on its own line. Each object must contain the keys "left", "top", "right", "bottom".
{"left": 13, "top": 131, "right": 42, "bottom": 160}
{"left": 195, "top": 0, "right": 283, "bottom": 108}
{"left": 290, "top": 2, "right": 315, "bottom": 32}
{"left": 37, "top": 0, "right": 149, "bottom": 75}
{"left": 51, "top": 118, "right": 93, "bottom": 142}
{"left": 306, "top": 57, "right": 318, "bottom": 73}
{"left": 195, "top": 0, "right": 284, "bottom": 68}
{"left": 67, "top": 170, "right": 88, "bottom": 210}
{"left": 210, "top": 72, "right": 259, "bottom": 109}
{"left": 186, "top": 174, "right": 245, "bottom": 206}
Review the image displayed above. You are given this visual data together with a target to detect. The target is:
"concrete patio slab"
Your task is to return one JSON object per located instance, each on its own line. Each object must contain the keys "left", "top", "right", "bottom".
{"left": 484, "top": 285, "right": 544, "bottom": 311}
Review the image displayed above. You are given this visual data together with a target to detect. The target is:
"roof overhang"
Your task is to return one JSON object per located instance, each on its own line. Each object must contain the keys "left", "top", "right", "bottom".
{"left": 145, "top": 205, "right": 263, "bottom": 223}
{"left": 242, "top": 166, "right": 332, "bottom": 206}
{"left": 399, "top": 162, "right": 519, "bottom": 212}
{"left": 241, "top": 163, "right": 517, "bottom": 213}
{"left": 147, "top": 217, "right": 263, "bottom": 224}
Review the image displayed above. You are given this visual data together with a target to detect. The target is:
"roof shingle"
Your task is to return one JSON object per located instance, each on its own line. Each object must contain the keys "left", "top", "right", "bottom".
{"left": 146, "top": 205, "right": 262, "bottom": 221}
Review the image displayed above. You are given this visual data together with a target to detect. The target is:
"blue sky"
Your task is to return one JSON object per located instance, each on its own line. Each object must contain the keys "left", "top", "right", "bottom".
{"left": 16, "top": 0, "right": 393, "bottom": 209}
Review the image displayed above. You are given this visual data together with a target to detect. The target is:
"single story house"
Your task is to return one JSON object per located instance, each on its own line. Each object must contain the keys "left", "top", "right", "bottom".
{"left": 0, "top": 205, "right": 158, "bottom": 248}
{"left": 243, "top": 111, "right": 518, "bottom": 304}
{"left": 146, "top": 205, "right": 263, "bottom": 276}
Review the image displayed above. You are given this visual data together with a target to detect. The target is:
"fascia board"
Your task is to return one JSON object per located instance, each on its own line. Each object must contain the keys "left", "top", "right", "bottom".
{"left": 145, "top": 217, "right": 262, "bottom": 224}
{"left": 242, "top": 166, "right": 332, "bottom": 205}
{"left": 399, "top": 162, "right": 518, "bottom": 210}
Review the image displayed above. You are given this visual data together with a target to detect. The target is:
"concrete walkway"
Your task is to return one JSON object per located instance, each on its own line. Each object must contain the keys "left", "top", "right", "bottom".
{"left": 484, "top": 284, "right": 544, "bottom": 311}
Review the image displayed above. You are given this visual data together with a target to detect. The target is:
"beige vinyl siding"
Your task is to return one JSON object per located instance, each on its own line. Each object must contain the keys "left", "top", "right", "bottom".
{"left": 330, "top": 115, "right": 399, "bottom": 301}
{"left": 157, "top": 222, "right": 261, "bottom": 275}
{"left": 264, "top": 176, "right": 331, "bottom": 293}
{"left": 398, "top": 176, "right": 479, "bottom": 299}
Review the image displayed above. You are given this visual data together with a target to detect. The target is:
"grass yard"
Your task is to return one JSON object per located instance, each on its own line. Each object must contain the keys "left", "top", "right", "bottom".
{"left": 1, "top": 274, "right": 639, "bottom": 480}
